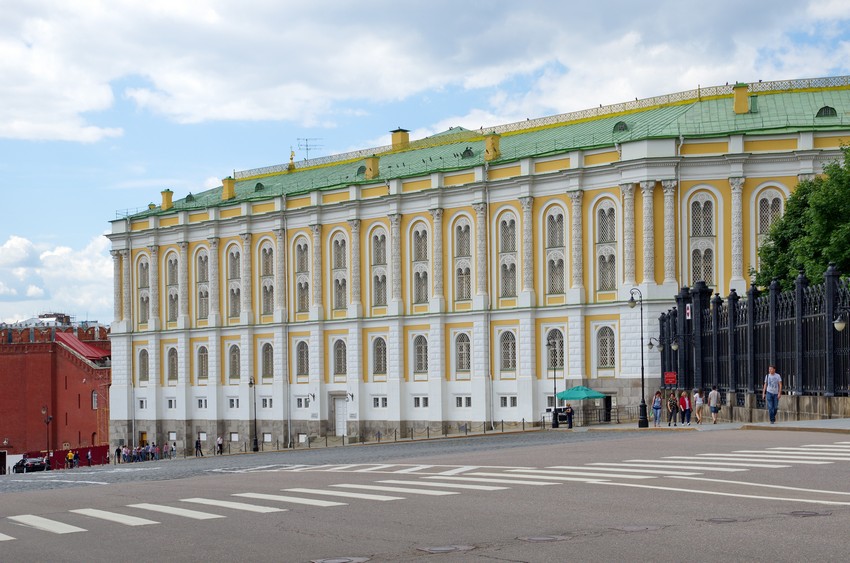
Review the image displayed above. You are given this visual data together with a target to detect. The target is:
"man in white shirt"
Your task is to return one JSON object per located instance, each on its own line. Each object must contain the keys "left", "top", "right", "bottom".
{"left": 762, "top": 365, "right": 783, "bottom": 424}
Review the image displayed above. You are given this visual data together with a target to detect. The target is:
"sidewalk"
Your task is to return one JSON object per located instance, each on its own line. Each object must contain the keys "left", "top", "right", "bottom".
{"left": 578, "top": 417, "right": 850, "bottom": 434}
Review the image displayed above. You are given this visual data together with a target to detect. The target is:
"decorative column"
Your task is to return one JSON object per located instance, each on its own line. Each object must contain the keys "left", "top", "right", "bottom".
{"left": 273, "top": 228, "right": 286, "bottom": 319}
{"left": 519, "top": 196, "right": 534, "bottom": 299}
{"left": 348, "top": 219, "right": 362, "bottom": 316}
{"left": 640, "top": 181, "right": 655, "bottom": 285}
{"left": 208, "top": 237, "right": 220, "bottom": 325}
{"left": 389, "top": 214, "right": 402, "bottom": 303}
{"left": 662, "top": 180, "right": 677, "bottom": 285}
{"left": 121, "top": 249, "right": 132, "bottom": 325}
{"left": 111, "top": 250, "right": 122, "bottom": 323}
{"left": 569, "top": 190, "right": 584, "bottom": 290}
{"left": 240, "top": 233, "right": 253, "bottom": 322}
{"left": 473, "top": 202, "right": 488, "bottom": 299}
{"left": 149, "top": 245, "right": 160, "bottom": 328}
{"left": 429, "top": 208, "right": 444, "bottom": 311}
{"left": 178, "top": 241, "right": 189, "bottom": 326}
{"left": 729, "top": 177, "right": 745, "bottom": 292}
{"left": 621, "top": 182, "right": 636, "bottom": 288}
{"left": 310, "top": 224, "right": 323, "bottom": 315}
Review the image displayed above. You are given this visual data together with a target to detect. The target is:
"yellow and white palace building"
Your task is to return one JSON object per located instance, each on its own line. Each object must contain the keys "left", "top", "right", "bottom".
{"left": 108, "top": 77, "right": 850, "bottom": 449}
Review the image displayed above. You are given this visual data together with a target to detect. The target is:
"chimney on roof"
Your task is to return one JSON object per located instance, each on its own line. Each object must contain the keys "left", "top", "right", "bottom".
{"left": 222, "top": 177, "right": 235, "bottom": 200}
{"left": 391, "top": 128, "right": 410, "bottom": 151}
{"left": 484, "top": 132, "right": 501, "bottom": 162}
{"left": 161, "top": 189, "right": 173, "bottom": 211}
{"left": 733, "top": 82, "right": 749, "bottom": 114}
{"left": 365, "top": 155, "right": 380, "bottom": 180}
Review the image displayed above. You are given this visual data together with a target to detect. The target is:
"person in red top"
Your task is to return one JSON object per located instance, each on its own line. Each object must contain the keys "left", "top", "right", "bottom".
{"left": 678, "top": 391, "right": 692, "bottom": 426}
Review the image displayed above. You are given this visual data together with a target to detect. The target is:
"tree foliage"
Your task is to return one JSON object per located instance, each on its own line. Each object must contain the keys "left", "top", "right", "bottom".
{"left": 754, "top": 147, "right": 850, "bottom": 289}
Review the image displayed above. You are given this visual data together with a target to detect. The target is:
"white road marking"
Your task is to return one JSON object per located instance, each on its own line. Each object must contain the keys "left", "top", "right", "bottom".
{"left": 11, "top": 479, "right": 108, "bottom": 485}
{"left": 283, "top": 488, "right": 403, "bottom": 501}
{"left": 504, "top": 469, "right": 655, "bottom": 480}
{"left": 69, "top": 508, "right": 159, "bottom": 526}
{"left": 234, "top": 493, "right": 346, "bottom": 507}
{"left": 378, "top": 480, "right": 507, "bottom": 491}
{"left": 330, "top": 484, "right": 457, "bottom": 496}
{"left": 180, "top": 498, "right": 285, "bottom": 513}
{"left": 669, "top": 476, "right": 850, "bottom": 496}
{"left": 7, "top": 515, "right": 87, "bottom": 534}
{"left": 355, "top": 464, "right": 398, "bottom": 472}
{"left": 423, "top": 475, "right": 563, "bottom": 486}
{"left": 656, "top": 458, "right": 791, "bottom": 468}
{"left": 766, "top": 447, "right": 850, "bottom": 455}
{"left": 128, "top": 503, "right": 225, "bottom": 520}
{"left": 327, "top": 464, "right": 360, "bottom": 471}
{"left": 438, "top": 466, "right": 477, "bottom": 475}
{"left": 0, "top": 533, "right": 15, "bottom": 541}
{"left": 395, "top": 465, "right": 433, "bottom": 473}
{"left": 548, "top": 465, "right": 701, "bottom": 476}
{"left": 723, "top": 452, "right": 849, "bottom": 461}
{"left": 691, "top": 455, "right": 829, "bottom": 465}
{"left": 594, "top": 481, "right": 850, "bottom": 506}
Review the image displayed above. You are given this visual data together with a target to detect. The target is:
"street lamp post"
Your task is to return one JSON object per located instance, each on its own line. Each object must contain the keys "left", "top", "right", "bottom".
{"left": 547, "top": 339, "right": 559, "bottom": 428}
{"left": 41, "top": 406, "right": 53, "bottom": 467}
{"left": 628, "top": 288, "right": 650, "bottom": 428}
{"left": 249, "top": 380, "right": 259, "bottom": 452}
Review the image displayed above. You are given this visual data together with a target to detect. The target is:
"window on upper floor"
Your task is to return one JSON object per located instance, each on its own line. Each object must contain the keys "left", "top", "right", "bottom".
{"left": 296, "top": 341, "right": 309, "bottom": 377}
{"left": 499, "top": 214, "right": 517, "bottom": 297}
{"left": 596, "top": 202, "right": 617, "bottom": 291}
{"left": 500, "top": 331, "right": 516, "bottom": 371}
{"left": 455, "top": 333, "right": 471, "bottom": 372}
{"left": 262, "top": 343, "right": 273, "bottom": 379}
{"left": 167, "top": 348, "right": 178, "bottom": 381}
{"left": 413, "top": 335, "right": 428, "bottom": 373}
{"left": 597, "top": 326, "right": 616, "bottom": 368}
{"left": 373, "top": 337, "right": 387, "bottom": 377}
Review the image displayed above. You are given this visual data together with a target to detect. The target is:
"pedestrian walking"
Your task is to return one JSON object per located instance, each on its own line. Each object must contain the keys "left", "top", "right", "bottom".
{"left": 86, "top": 449, "right": 92, "bottom": 466}
{"left": 114, "top": 446, "right": 121, "bottom": 464}
{"left": 195, "top": 438, "right": 204, "bottom": 457}
{"left": 693, "top": 390, "right": 704, "bottom": 424}
{"left": 708, "top": 385, "right": 721, "bottom": 424}
{"left": 679, "top": 391, "right": 692, "bottom": 426}
{"left": 564, "top": 404, "right": 574, "bottom": 429}
{"left": 217, "top": 435, "right": 223, "bottom": 455}
{"left": 762, "top": 365, "right": 783, "bottom": 424}
{"left": 666, "top": 392, "right": 679, "bottom": 427}
{"left": 651, "top": 391, "right": 663, "bottom": 427}
{"left": 172, "top": 442, "right": 177, "bottom": 459}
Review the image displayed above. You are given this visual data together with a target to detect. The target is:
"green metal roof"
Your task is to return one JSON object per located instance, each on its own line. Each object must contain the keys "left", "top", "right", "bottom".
{"left": 129, "top": 77, "right": 850, "bottom": 220}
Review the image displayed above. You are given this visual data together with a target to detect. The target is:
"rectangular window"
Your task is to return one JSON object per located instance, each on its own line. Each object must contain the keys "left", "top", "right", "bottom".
{"left": 262, "top": 397, "right": 273, "bottom": 409}
{"left": 166, "top": 398, "right": 176, "bottom": 409}
{"left": 373, "top": 396, "right": 388, "bottom": 409}
{"left": 297, "top": 397, "right": 310, "bottom": 409}
{"left": 138, "top": 398, "right": 147, "bottom": 409}
{"left": 500, "top": 396, "right": 517, "bottom": 408}
{"left": 229, "top": 432, "right": 239, "bottom": 442}
{"left": 228, "top": 398, "right": 239, "bottom": 409}
{"left": 197, "top": 398, "right": 207, "bottom": 409}
{"left": 455, "top": 396, "right": 472, "bottom": 408}
{"left": 413, "top": 396, "right": 429, "bottom": 408}
{"left": 465, "top": 396, "right": 472, "bottom": 407}
{"left": 511, "top": 396, "right": 518, "bottom": 407}
{"left": 500, "top": 396, "right": 507, "bottom": 408}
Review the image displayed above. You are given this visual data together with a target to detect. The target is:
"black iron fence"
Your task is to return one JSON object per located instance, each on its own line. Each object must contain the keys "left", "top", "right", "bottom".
{"left": 656, "top": 264, "right": 850, "bottom": 397}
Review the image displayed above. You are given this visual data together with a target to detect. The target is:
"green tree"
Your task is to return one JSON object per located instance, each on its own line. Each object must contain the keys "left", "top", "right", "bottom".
{"left": 754, "top": 147, "right": 850, "bottom": 289}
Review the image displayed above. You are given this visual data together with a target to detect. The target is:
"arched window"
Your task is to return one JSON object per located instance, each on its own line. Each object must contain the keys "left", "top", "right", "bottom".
{"left": 138, "top": 260, "right": 150, "bottom": 288}
{"left": 261, "top": 246, "right": 273, "bottom": 277}
{"left": 456, "top": 267, "right": 471, "bottom": 300}
{"left": 139, "top": 295, "right": 150, "bottom": 324}
{"left": 758, "top": 190, "right": 783, "bottom": 236}
{"left": 372, "top": 232, "right": 386, "bottom": 265}
{"left": 228, "top": 345, "right": 240, "bottom": 380}
{"left": 228, "top": 249, "right": 241, "bottom": 280}
{"left": 545, "top": 209, "right": 566, "bottom": 294}
{"left": 295, "top": 239, "right": 310, "bottom": 312}
{"left": 373, "top": 338, "right": 387, "bottom": 376}
{"left": 370, "top": 228, "right": 388, "bottom": 308}
{"left": 597, "top": 327, "right": 616, "bottom": 368}
{"left": 689, "top": 193, "right": 716, "bottom": 286}
{"left": 414, "top": 335, "right": 428, "bottom": 373}
{"left": 455, "top": 333, "right": 471, "bottom": 371}
{"left": 333, "top": 340, "right": 347, "bottom": 375}
{"left": 331, "top": 233, "right": 348, "bottom": 310}
{"left": 138, "top": 257, "right": 150, "bottom": 324}
{"left": 229, "top": 287, "right": 241, "bottom": 317}
{"left": 262, "top": 343, "right": 273, "bottom": 379}
{"left": 138, "top": 349, "right": 149, "bottom": 382}
{"left": 91, "top": 390, "right": 98, "bottom": 410}
{"left": 500, "top": 331, "right": 516, "bottom": 371}
{"left": 260, "top": 244, "right": 274, "bottom": 315}
{"left": 196, "top": 250, "right": 209, "bottom": 320}
{"left": 332, "top": 236, "right": 346, "bottom": 269}
{"left": 546, "top": 329, "right": 565, "bottom": 369}
{"left": 296, "top": 341, "right": 309, "bottom": 377}
{"left": 373, "top": 274, "right": 387, "bottom": 306}
{"left": 197, "top": 252, "right": 209, "bottom": 282}
{"left": 197, "top": 346, "right": 208, "bottom": 380}
{"left": 499, "top": 214, "right": 518, "bottom": 297}
{"left": 816, "top": 106, "right": 837, "bottom": 118}
{"left": 262, "top": 284, "right": 273, "bottom": 315}
{"left": 167, "top": 348, "right": 178, "bottom": 381}
{"left": 454, "top": 219, "right": 472, "bottom": 302}
{"left": 334, "top": 279, "right": 347, "bottom": 310}
{"left": 166, "top": 254, "right": 179, "bottom": 322}
{"left": 596, "top": 202, "right": 617, "bottom": 291}
{"left": 411, "top": 224, "right": 429, "bottom": 304}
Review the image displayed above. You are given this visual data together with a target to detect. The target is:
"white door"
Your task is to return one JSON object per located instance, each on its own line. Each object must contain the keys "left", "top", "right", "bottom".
{"left": 334, "top": 397, "right": 347, "bottom": 436}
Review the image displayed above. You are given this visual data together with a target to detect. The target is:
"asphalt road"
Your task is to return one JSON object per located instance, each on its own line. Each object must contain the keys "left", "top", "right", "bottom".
{"left": 2, "top": 428, "right": 849, "bottom": 562}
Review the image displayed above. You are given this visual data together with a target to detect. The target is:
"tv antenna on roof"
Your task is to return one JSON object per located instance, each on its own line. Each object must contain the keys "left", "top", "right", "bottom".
{"left": 297, "top": 138, "right": 323, "bottom": 161}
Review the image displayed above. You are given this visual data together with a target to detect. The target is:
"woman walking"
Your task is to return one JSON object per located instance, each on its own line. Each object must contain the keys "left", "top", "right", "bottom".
{"left": 651, "top": 391, "right": 663, "bottom": 427}
{"left": 666, "top": 392, "right": 679, "bottom": 427}
{"left": 679, "top": 391, "right": 692, "bottom": 426}
{"left": 693, "top": 390, "right": 704, "bottom": 424}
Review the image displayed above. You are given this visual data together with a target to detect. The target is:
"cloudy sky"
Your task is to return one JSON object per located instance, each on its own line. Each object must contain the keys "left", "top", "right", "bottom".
{"left": 1, "top": 0, "right": 849, "bottom": 324}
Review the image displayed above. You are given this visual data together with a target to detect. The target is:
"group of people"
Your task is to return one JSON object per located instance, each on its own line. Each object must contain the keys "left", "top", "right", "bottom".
{"left": 650, "top": 386, "right": 723, "bottom": 427}
{"left": 64, "top": 450, "right": 92, "bottom": 468}
{"left": 649, "top": 365, "right": 784, "bottom": 427}
{"left": 114, "top": 442, "right": 177, "bottom": 464}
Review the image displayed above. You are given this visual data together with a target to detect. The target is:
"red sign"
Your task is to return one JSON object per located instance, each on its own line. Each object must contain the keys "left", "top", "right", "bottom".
{"left": 664, "top": 371, "right": 678, "bottom": 385}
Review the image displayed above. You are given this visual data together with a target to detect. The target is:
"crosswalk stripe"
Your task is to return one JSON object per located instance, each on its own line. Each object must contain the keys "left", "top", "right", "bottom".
{"left": 594, "top": 481, "right": 850, "bottom": 506}
{"left": 180, "top": 498, "right": 285, "bottom": 513}
{"left": 355, "top": 464, "right": 398, "bottom": 472}
{"left": 438, "top": 466, "right": 477, "bottom": 475}
{"left": 669, "top": 475, "right": 850, "bottom": 496}
{"left": 329, "top": 464, "right": 361, "bottom": 471}
{"left": 330, "top": 484, "right": 457, "bottom": 496}
{"left": 657, "top": 458, "right": 791, "bottom": 468}
{"left": 692, "top": 455, "right": 829, "bottom": 465}
{"left": 548, "top": 465, "right": 701, "bottom": 476}
{"left": 395, "top": 465, "right": 433, "bottom": 473}
{"left": 0, "top": 533, "right": 15, "bottom": 541}
{"left": 766, "top": 447, "right": 850, "bottom": 455}
{"left": 69, "top": 508, "right": 159, "bottom": 526}
{"left": 233, "top": 493, "right": 346, "bottom": 507}
{"left": 504, "top": 469, "right": 655, "bottom": 480}
{"left": 725, "top": 452, "right": 849, "bottom": 461}
{"left": 621, "top": 460, "right": 745, "bottom": 472}
{"left": 378, "top": 479, "right": 507, "bottom": 491}
{"left": 283, "top": 488, "right": 403, "bottom": 501}
{"left": 423, "top": 475, "right": 561, "bottom": 486}
{"left": 7, "top": 515, "right": 87, "bottom": 534}
{"left": 801, "top": 444, "right": 850, "bottom": 450}
{"left": 128, "top": 503, "right": 225, "bottom": 520}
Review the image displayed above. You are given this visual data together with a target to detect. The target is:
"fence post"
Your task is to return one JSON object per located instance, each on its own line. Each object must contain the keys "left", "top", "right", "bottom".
{"left": 824, "top": 263, "right": 839, "bottom": 396}
{"left": 692, "top": 281, "right": 709, "bottom": 391}
{"left": 710, "top": 292, "right": 722, "bottom": 391}
{"left": 675, "top": 287, "right": 689, "bottom": 389}
{"left": 747, "top": 283, "right": 759, "bottom": 394}
{"left": 794, "top": 269, "right": 809, "bottom": 395}
{"left": 769, "top": 278, "right": 780, "bottom": 367}
{"left": 728, "top": 288, "right": 740, "bottom": 393}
